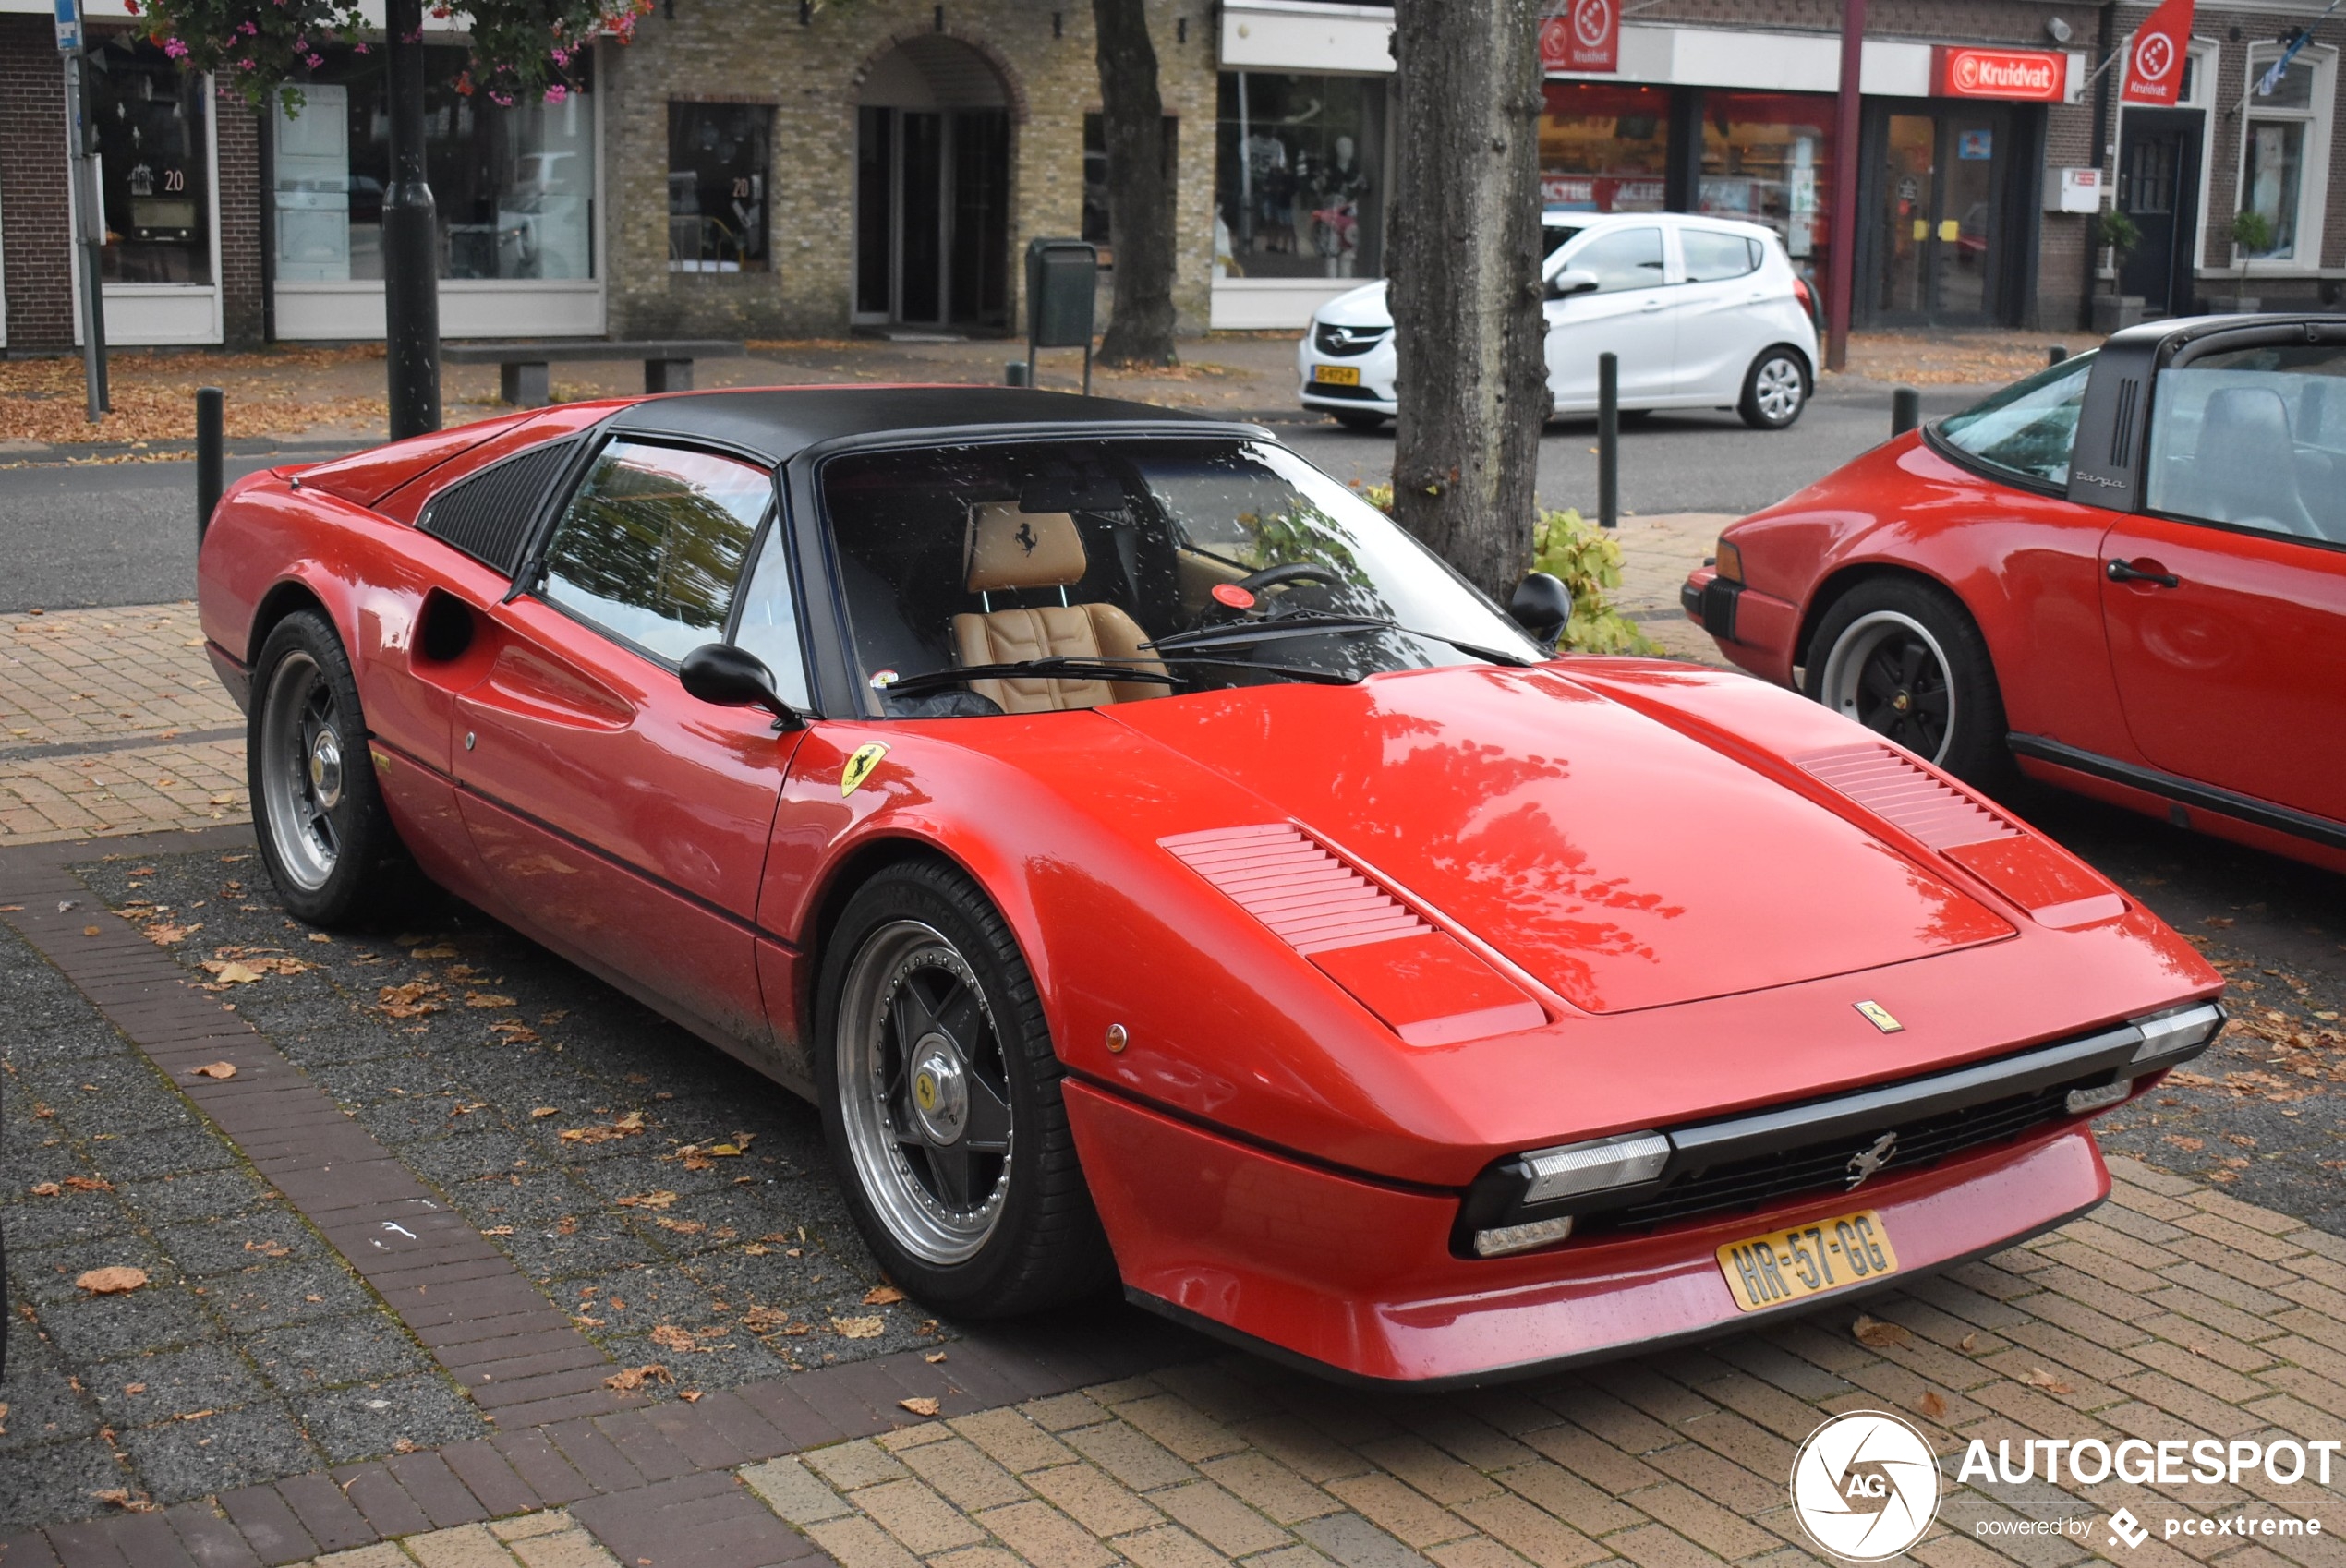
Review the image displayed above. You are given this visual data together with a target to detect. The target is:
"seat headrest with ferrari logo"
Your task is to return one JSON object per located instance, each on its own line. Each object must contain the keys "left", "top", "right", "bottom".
{"left": 965, "top": 501, "right": 1087, "bottom": 592}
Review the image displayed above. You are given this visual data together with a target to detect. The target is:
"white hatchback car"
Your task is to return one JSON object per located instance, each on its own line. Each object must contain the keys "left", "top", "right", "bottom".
{"left": 1298, "top": 211, "right": 1821, "bottom": 432}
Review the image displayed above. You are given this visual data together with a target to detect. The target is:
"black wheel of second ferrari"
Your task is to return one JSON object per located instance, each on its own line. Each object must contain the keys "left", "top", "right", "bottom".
{"left": 816, "top": 859, "right": 1115, "bottom": 1318}
{"left": 1805, "top": 576, "right": 2011, "bottom": 789}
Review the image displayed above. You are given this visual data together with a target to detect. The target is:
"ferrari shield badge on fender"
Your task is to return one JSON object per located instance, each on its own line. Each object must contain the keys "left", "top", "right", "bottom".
{"left": 840, "top": 742, "right": 889, "bottom": 798}
{"left": 1854, "top": 1000, "right": 1904, "bottom": 1034}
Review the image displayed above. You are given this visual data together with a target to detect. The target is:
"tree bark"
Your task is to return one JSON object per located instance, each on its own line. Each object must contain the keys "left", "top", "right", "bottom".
{"left": 1388, "top": 0, "right": 1545, "bottom": 599}
{"left": 1091, "top": 0, "right": 1179, "bottom": 367}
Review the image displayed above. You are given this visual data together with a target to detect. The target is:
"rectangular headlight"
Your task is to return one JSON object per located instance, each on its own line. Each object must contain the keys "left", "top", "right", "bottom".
{"left": 1520, "top": 1131, "right": 1670, "bottom": 1204}
{"left": 2131, "top": 1002, "right": 2224, "bottom": 1063}
{"left": 1473, "top": 1216, "right": 1575, "bottom": 1258}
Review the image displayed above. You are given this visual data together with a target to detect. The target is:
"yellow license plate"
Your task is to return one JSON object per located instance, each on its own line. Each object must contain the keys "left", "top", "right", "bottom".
{"left": 1312, "top": 365, "right": 1361, "bottom": 386}
{"left": 1717, "top": 1209, "right": 1897, "bottom": 1311}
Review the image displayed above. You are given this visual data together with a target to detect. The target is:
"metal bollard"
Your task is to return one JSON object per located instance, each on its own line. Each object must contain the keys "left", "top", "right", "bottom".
{"left": 1891, "top": 386, "right": 1921, "bottom": 438}
{"left": 1597, "top": 352, "right": 1619, "bottom": 530}
{"left": 1004, "top": 360, "right": 1030, "bottom": 388}
{"left": 2048, "top": 344, "right": 2070, "bottom": 366}
{"left": 196, "top": 387, "right": 224, "bottom": 544}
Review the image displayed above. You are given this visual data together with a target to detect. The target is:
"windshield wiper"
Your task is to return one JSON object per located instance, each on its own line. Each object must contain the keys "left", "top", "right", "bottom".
{"left": 1147, "top": 611, "right": 1537, "bottom": 669}
{"left": 877, "top": 654, "right": 1353, "bottom": 701}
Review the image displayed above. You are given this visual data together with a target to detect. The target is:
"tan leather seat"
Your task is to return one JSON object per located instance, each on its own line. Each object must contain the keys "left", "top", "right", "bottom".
{"left": 949, "top": 503, "right": 1167, "bottom": 712}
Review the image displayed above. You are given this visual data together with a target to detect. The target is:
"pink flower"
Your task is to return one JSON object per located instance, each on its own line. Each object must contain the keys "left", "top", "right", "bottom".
{"left": 353, "top": 42, "right": 369, "bottom": 53}
{"left": 543, "top": 83, "right": 568, "bottom": 103}
{"left": 550, "top": 46, "right": 570, "bottom": 65}
{"left": 163, "top": 36, "right": 189, "bottom": 57}
{"left": 306, "top": 53, "right": 322, "bottom": 66}
{"left": 238, "top": 18, "right": 257, "bottom": 33}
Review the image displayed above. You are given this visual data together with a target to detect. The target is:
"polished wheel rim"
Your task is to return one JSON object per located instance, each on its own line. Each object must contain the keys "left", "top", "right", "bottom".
{"left": 259, "top": 650, "right": 344, "bottom": 893}
{"left": 837, "top": 920, "right": 1014, "bottom": 1265}
{"left": 1755, "top": 357, "right": 1804, "bottom": 422}
{"left": 1820, "top": 609, "right": 1956, "bottom": 763}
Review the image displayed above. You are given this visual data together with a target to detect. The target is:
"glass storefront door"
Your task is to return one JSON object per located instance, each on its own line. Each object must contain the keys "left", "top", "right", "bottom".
{"left": 1868, "top": 104, "right": 2009, "bottom": 325}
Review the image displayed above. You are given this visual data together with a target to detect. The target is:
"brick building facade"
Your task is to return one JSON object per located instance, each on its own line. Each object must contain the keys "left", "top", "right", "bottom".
{"left": 0, "top": 0, "right": 2338, "bottom": 354}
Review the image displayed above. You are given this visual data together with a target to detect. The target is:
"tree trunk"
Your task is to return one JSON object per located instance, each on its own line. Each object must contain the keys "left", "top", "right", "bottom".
{"left": 1388, "top": 0, "right": 1545, "bottom": 599}
{"left": 1091, "top": 0, "right": 1179, "bottom": 367}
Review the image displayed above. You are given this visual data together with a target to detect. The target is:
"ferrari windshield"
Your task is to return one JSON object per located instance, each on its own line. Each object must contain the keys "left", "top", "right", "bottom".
{"left": 818, "top": 437, "right": 1542, "bottom": 716}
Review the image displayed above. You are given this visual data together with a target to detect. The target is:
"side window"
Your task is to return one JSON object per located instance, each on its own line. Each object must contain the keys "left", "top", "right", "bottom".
{"left": 1680, "top": 229, "right": 1760, "bottom": 283}
{"left": 539, "top": 440, "right": 773, "bottom": 664}
{"left": 1936, "top": 351, "right": 2097, "bottom": 489}
{"left": 731, "top": 523, "right": 813, "bottom": 709}
{"left": 1565, "top": 227, "right": 1664, "bottom": 293}
{"left": 2144, "top": 344, "right": 2346, "bottom": 544}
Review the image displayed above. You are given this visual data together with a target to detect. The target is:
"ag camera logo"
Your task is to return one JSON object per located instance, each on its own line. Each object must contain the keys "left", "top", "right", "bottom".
{"left": 1791, "top": 1411, "right": 1941, "bottom": 1561}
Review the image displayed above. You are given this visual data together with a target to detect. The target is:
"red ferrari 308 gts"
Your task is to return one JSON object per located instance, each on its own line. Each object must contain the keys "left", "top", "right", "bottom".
{"left": 1684, "top": 314, "right": 2346, "bottom": 875}
{"left": 200, "top": 385, "right": 2220, "bottom": 1386}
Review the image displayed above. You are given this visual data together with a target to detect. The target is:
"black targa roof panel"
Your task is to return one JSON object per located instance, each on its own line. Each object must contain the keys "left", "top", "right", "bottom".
{"left": 597, "top": 385, "right": 1241, "bottom": 464}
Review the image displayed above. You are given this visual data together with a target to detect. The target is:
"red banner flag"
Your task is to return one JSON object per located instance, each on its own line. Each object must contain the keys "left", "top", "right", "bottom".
{"left": 1540, "top": 0, "right": 1619, "bottom": 74}
{"left": 2122, "top": 0, "right": 2195, "bottom": 105}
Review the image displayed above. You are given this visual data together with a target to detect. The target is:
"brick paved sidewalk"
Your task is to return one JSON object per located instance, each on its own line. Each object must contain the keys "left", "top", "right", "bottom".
{"left": 218, "top": 1156, "right": 2346, "bottom": 1568}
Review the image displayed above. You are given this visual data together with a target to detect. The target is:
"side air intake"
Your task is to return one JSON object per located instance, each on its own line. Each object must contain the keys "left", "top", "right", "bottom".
{"left": 418, "top": 441, "right": 575, "bottom": 576}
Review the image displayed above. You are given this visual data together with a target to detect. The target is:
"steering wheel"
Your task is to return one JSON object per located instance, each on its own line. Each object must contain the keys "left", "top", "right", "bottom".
{"left": 1233, "top": 562, "right": 1338, "bottom": 595}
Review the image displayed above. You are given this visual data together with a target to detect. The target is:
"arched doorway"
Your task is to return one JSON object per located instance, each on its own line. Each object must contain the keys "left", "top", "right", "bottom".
{"left": 853, "top": 38, "right": 1012, "bottom": 331}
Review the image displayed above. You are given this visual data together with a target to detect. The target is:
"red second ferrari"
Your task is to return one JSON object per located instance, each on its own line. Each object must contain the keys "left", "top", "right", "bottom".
{"left": 1684, "top": 314, "right": 2346, "bottom": 874}
{"left": 200, "top": 385, "right": 2219, "bottom": 1385}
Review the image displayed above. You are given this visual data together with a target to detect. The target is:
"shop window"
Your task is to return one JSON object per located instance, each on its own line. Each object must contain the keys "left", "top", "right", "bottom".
{"left": 2237, "top": 46, "right": 2332, "bottom": 265}
{"left": 670, "top": 103, "right": 772, "bottom": 273}
{"left": 1539, "top": 82, "right": 1669, "bottom": 214}
{"left": 1082, "top": 113, "right": 1179, "bottom": 253}
{"left": 87, "top": 40, "right": 212, "bottom": 285}
{"left": 1697, "top": 91, "right": 1832, "bottom": 287}
{"left": 272, "top": 46, "right": 596, "bottom": 283}
{"left": 1215, "top": 73, "right": 1385, "bottom": 280}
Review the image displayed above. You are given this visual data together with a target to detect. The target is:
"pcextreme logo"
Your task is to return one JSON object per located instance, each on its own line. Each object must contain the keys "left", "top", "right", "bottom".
{"left": 1790, "top": 1411, "right": 1941, "bottom": 1561}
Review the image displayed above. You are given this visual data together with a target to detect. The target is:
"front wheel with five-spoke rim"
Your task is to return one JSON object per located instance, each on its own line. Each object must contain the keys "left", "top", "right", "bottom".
{"left": 1804, "top": 576, "right": 2011, "bottom": 789}
{"left": 248, "top": 609, "right": 417, "bottom": 925}
{"left": 817, "top": 860, "right": 1113, "bottom": 1316}
{"left": 1738, "top": 347, "right": 1809, "bottom": 429}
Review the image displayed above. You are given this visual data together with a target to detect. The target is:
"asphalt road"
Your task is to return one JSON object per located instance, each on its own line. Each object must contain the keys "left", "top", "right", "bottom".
{"left": 0, "top": 380, "right": 1979, "bottom": 615}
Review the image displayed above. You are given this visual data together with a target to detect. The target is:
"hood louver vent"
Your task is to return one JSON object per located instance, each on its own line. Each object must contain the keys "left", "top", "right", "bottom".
{"left": 1159, "top": 823, "right": 1429, "bottom": 955}
{"left": 418, "top": 441, "right": 575, "bottom": 577}
{"left": 1794, "top": 743, "right": 2016, "bottom": 851}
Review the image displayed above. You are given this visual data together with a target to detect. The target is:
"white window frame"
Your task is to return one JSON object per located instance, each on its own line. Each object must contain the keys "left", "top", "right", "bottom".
{"left": 2234, "top": 40, "right": 2335, "bottom": 275}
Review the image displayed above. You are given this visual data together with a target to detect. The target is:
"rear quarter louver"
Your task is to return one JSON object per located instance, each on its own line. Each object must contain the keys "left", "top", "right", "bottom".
{"left": 417, "top": 440, "right": 576, "bottom": 577}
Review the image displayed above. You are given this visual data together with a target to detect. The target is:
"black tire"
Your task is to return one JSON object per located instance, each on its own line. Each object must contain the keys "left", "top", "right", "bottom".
{"left": 1618, "top": 407, "right": 1654, "bottom": 428}
{"left": 247, "top": 609, "right": 420, "bottom": 926}
{"left": 1803, "top": 576, "right": 2013, "bottom": 789}
{"left": 816, "top": 859, "right": 1114, "bottom": 1317}
{"left": 1333, "top": 411, "right": 1388, "bottom": 432}
{"left": 1737, "top": 346, "right": 1809, "bottom": 430}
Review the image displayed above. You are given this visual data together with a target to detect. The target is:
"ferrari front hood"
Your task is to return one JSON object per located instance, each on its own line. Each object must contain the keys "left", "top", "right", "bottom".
{"left": 1104, "top": 665, "right": 2015, "bottom": 1015}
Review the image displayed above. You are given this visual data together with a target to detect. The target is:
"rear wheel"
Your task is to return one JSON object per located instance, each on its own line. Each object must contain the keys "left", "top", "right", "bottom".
{"left": 1333, "top": 411, "right": 1388, "bottom": 432}
{"left": 248, "top": 610, "right": 418, "bottom": 926}
{"left": 1738, "top": 347, "right": 1809, "bottom": 429}
{"left": 816, "top": 860, "right": 1113, "bottom": 1316}
{"left": 1805, "top": 577, "right": 2011, "bottom": 787}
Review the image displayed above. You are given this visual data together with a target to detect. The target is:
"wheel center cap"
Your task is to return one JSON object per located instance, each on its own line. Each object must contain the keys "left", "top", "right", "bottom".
{"left": 1892, "top": 691, "right": 1911, "bottom": 712}
{"left": 908, "top": 1033, "right": 970, "bottom": 1145}
{"left": 308, "top": 729, "right": 345, "bottom": 809}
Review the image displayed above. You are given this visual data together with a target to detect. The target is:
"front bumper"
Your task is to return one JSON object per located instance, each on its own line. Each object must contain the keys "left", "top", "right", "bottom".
{"left": 1072, "top": 1080, "right": 2112, "bottom": 1386}
{"left": 1298, "top": 334, "right": 1397, "bottom": 416}
{"left": 1681, "top": 566, "right": 1798, "bottom": 685}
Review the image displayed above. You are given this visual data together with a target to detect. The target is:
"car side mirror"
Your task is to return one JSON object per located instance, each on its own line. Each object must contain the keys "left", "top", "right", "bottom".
{"left": 1546, "top": 268, "right": 1600, "bottom": 301}
{"left": 1509, "top": 572, "right": 1574, "bottom": 654}
{"left": 680, "top": 643, "right": 804, "bottom": 730}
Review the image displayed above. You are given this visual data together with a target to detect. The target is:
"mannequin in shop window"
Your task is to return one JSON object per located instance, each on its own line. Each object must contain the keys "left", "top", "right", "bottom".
{"left": 1241, "top": 128, "right": 1290, "bottom": 253}
{"left": 1310, "top": 134, "right": 1369, "bottom": 278}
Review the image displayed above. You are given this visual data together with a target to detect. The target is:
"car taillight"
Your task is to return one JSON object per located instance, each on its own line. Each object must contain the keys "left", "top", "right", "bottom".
{"left": 1792, "top": 277, "right": 1815, "bottom": 320}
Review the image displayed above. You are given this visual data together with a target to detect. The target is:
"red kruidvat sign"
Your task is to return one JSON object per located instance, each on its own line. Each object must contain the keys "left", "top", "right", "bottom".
{"left": 1933, "top": 45, "right": 2067, "bottom": 101}
{"left": 1540, "top": 0, "right": 1619, "bottom": 73}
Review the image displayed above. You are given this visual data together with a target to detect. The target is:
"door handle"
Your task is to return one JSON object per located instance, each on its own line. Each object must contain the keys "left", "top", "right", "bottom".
{"left": 1640, "top": 299, "right": 1664, "bottom": 311}
{"left": 2107, "top": 558, "right": 2181, "bottom": 588}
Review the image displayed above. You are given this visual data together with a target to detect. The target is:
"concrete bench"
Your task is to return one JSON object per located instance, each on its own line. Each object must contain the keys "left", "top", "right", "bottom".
{"left": 441, "top": 339, "right": 747, "bottom": 408}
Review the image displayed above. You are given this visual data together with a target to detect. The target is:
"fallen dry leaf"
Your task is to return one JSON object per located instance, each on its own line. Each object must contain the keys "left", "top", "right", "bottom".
{"left": 121, "top": 1382, "right": 147, "bottom": 1396}
{"left": 863, "top": 1285, "right": 906, "bottom": 1307}
{"left": 1854, "top": 1314, "right": 1911, "bottom": 1349}
{"left": 0, "top": 1401, "right": 9, "bottom": 1435}
{"left": 244, "top": 1239, "right": 291, "bottom": 1259}
{"left": 604, "top": 1364, "right": 672, "bottom": 1392}
{"left": 483, "top": 1225, "right": 514, "bottom": 1236}
{"left": 465, "top": 991, "right": 517, "bottom": 1009}
{"left": 189, "top": 1062, "right": 237, "bottom": 1080}
{"left": 83, "top": 924, "right": 103, "bottom": 937}
{"left": 615, "top": 1189, "right": 679, "bottom": 1210}
{"left": 144, "top": 922, "right": 200, "bottom": 947}
{"left": 655, "top": 1218, "right": 706, "bottom": 1236}
{"left": 679, "top": 1389, "right": 703, "bottom": 1403}
{"left": 924, "top": 1351, "right": 949, "bottom": 1365}
{"left": 650, "top": 1324, "right": 701, "bottom": 1353}
{"left": 375, "top": 982, "right": 444, "bottom": 1019}
{"left": 559, "top": 1111, "right": 647, "bottom": 1146}
{"left": 743, "top": 1306, "right": 809, "bottom": 1335}
{"left": 1917, "top": 1390, "right": 1949, "bottom": 1420}
{"left": 832, "top": 1315, "right": 886, "bottom": 1340}
{"left": 201, "top": 960, "right": 265, "bottom": 985}
{"left": 77, "top": 1267, "right": 150, "bottom": 1296}
{"left": 408, "top": 943, "right": 459, "bottom": 959}
{"left": 489, "top": 1022, "right": 538, "bottom": 1043}
{"left": 91, "top": 1489, "right": 157, "bottom": 1513}
{"left": 29, "top": 1182, "right": 62, "bottom": 1198}
{"left": 1958, "top": 1333, "right": 1979, "bottom": 1353}
{"left": 2019, "top": 1367, "right": 2075, "bottom": 1394}
{"left": 530, "top": 1106, "right": 560, "bottom": 1118}
{"left": 899, "top": 1397, "right": 941, "bottom": 1417}
{"left": 63, "top": 1176, "right": 112, "bottom": 1193}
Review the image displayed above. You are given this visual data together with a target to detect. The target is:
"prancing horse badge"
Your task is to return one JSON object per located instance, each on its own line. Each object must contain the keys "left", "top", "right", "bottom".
{"left": 1854, "top": 1000, "right": 1904, "bottom": 1034}
{"left": 840, "top": 742, "right": 889, "bottom": 798}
